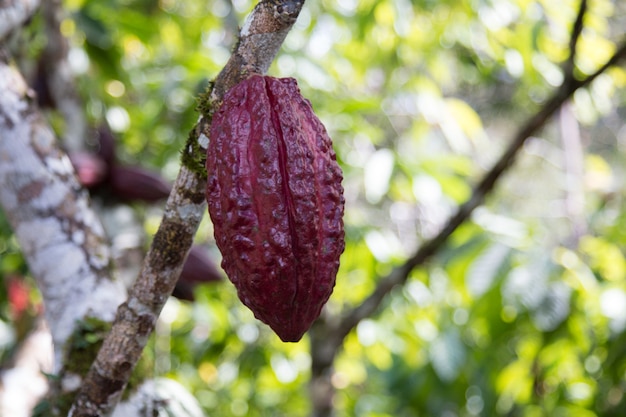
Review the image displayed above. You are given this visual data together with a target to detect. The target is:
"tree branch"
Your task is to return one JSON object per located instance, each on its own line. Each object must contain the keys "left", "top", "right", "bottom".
{"left": 69, "top": 1, "right": 305, "bottom": 415}
{"left": 209, "top": 0, "right": 304, "bottom": 102}
{"left": 0, "top": 50, "right": 127, "bottom": 410}
{"left": 0, "top": 0, "right": 40, "bottom": 41}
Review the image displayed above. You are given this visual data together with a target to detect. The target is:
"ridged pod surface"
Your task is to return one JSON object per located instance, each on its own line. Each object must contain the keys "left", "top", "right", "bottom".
{"left": 206, "top": 75, "right": 345, "bottom": 342}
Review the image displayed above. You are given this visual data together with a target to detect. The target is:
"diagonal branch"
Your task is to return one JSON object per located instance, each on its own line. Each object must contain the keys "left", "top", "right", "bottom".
{"left": 68, "top": 1, "right": 305, "bottom": 416}
{"left": 332, "top": 38, "right": 626, "bottom": 346}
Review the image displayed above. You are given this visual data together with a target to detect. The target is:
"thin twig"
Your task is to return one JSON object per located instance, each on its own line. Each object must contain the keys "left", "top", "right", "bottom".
{"left": 565, "top": 0, "right": 588, "bottom": 76}
{"left": 69, "top": 1, "right": 305, "bottom": 416}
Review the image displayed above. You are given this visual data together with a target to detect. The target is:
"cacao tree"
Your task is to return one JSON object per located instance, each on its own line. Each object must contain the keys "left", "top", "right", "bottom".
{"left": 1, "top": 0, "right": 626, "bottom": 416}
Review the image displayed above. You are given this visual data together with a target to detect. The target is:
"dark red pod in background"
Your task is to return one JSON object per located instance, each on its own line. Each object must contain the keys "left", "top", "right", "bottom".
{"left": 206, "top": 75, "right": 345, "bottom": 342}
{"left": 173, "top": 246, "right": 224, "bottom": 302}
{"left": 108, "top": 165, "right": 171, "bottom": 203}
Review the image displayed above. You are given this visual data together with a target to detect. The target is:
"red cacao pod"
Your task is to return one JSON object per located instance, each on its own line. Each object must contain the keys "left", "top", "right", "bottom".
{"left": 206, "top": 75, "right": 345, "bottom": 342}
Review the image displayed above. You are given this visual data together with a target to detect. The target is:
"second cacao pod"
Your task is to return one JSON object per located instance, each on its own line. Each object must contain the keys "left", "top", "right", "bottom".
{"left": 206, "top": 75, "right": 345, "bottom": 342}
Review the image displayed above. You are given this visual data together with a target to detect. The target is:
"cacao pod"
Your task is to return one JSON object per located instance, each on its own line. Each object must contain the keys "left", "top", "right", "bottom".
{"left": 206, "top": 75, "right": 345, "bottom": 342}
{"left": 109, "top": 165, "right": 171, "bottom": 202}
{"left": 174, "top": 246, "right": 224, "bottom": 302}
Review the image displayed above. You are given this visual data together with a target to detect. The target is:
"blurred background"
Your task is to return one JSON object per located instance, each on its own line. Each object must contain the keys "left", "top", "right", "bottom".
{"left": 2, "top": 0, "right": 626, "bottom": 415}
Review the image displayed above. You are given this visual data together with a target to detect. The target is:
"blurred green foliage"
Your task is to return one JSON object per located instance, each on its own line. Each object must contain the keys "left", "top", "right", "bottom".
{"left": 2, "top": 0, "right": 626, "bottom": 416}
